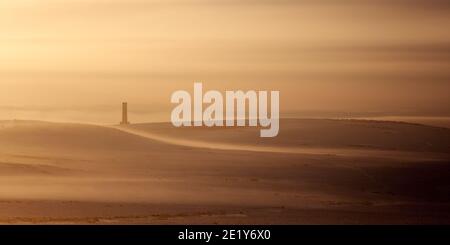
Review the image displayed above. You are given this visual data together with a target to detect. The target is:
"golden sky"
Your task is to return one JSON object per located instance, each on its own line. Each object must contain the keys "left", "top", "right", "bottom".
{"left": 0, "top": 0, "right": 449, "bottom": 123}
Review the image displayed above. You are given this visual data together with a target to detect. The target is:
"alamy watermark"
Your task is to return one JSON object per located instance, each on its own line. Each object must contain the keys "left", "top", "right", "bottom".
{"left": 171, "top": 82, "right": 280, "bottom": 137}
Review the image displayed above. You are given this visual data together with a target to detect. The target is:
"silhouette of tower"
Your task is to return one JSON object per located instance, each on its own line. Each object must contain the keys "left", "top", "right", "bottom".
{"left": 120, "top": 102, "right": 129, "bottom": 125}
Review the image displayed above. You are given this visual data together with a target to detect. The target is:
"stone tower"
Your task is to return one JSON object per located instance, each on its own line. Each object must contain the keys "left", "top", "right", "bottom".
{"left": 120, "top": 102, "right": 129, "bottom": 125}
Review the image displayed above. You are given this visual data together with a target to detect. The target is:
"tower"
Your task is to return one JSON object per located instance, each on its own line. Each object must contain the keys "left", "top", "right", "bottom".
{"left": 120, "top": 102, "right": 129, "bottom": 125}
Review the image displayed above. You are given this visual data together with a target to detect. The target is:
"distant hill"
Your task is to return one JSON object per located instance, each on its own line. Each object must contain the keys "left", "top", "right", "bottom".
{"left": 129, "top": 118, "right": 450, "bottom": 153}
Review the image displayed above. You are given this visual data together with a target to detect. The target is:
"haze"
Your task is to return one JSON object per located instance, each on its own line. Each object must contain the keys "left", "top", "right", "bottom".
{"left": 0, "top": 0, "right": 449, "bottom": 123}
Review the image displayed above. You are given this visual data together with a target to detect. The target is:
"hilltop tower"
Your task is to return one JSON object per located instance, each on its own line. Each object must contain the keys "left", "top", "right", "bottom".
{"left": 120, "top": 102, "right": 130, "bottom": 125}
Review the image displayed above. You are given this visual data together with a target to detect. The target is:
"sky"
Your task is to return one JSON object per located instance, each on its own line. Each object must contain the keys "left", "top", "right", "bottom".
{"left": 0, "top": 0, "right": 449, "bottom": 123}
